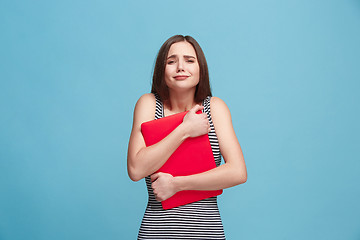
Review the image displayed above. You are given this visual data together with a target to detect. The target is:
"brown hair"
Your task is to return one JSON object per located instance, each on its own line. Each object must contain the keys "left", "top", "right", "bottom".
{"left": 151, "top": 35, "right": 212, "bottom": 104}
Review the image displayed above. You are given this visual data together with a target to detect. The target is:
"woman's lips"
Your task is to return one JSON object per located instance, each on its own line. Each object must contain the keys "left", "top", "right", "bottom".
{"left": 174, "top": 75, "right": 189, "bottom": 80}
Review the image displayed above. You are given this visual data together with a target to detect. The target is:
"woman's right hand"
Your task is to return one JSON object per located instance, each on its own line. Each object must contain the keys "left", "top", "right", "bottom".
{"left": 182, "top": 105, "right": 211, "bottom": 138}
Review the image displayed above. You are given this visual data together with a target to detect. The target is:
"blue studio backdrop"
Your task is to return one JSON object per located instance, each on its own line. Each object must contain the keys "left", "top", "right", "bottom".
{"left": 1, "top": 0, "right": 359, "bottom": 239}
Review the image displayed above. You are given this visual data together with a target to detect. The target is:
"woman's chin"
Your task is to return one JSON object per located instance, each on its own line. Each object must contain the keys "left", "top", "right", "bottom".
{"left": 168, "top": 84, "right": 197, "bottom": 93}
{"left": 167, "top": 80, "right": 199, "bottom": 91}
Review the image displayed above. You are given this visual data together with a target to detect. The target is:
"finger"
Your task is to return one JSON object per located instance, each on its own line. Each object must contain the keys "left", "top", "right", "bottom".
{"left": 151, "top": 180, "right": 157, "bottom": 190}
{"left": 151, "top": 173, "right": 159, "bottom": 182}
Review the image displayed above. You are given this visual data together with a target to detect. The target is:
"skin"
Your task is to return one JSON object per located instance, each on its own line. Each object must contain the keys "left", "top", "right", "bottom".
{"left": 127, "top": 41, "right": 247, "bottom": 202}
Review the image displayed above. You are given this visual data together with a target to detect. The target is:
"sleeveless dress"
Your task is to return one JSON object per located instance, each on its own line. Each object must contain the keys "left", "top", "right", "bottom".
{"left": 138, "top": 94, "right": 226, "bottom": 240}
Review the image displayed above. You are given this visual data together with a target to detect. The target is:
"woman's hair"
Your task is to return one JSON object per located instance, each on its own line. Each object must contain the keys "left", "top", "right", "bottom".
{"left": 151, "top": 35, "right": 212, "bottom": 103}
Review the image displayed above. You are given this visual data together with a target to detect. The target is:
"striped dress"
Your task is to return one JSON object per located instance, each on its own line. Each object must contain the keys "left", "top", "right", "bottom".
{"left": 138, "top": 94, "right": 226, "bottom": 239}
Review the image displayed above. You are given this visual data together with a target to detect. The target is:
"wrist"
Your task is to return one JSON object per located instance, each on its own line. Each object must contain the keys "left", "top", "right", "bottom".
{"left": 174, "top": 176, "right": 187, "bottom": 192}
{"left": 179, "top": 122, "right": 190, "bottom": 140}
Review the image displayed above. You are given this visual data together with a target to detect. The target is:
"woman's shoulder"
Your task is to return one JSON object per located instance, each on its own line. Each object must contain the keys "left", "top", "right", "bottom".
{"left": 133, "top": 93, "right": 157, "bottom": 121}
{"left": 209, "top": 96, "right": 228, "bottom": 110}
{"left": 209, "top": 96, "right": 231, "bottom": 120}
{"left": 135, "top": 93, "right": 157, "bottom": 108}
{"left": 137, "top": 93, "right": 156, "bottom": 103}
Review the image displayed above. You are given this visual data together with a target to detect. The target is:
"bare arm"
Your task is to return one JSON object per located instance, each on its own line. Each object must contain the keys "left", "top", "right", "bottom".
{"left": 127, "top": 93, "right": 210, "bottom": 181}
{"left": 151, "top": 97, "right": 247, "bottom": 201}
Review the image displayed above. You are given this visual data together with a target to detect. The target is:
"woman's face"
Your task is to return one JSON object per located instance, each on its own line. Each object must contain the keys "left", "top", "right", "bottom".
{"left": 164, "top": 41, "right": 200, "bottom": 93}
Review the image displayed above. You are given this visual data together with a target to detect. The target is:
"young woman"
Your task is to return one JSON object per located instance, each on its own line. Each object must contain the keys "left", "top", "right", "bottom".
{"left": 127, "top": 35, "right": 247, "bottom": 239}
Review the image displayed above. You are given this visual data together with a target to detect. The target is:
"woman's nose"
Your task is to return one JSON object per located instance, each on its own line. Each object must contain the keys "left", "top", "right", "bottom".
{"left": 177, "top": 60, "right": 184, "bottom": 72}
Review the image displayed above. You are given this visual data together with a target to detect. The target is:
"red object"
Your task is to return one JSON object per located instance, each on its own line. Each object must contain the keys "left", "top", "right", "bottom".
{"left": 141, "top": 110, "right": 223, "bottom": 209}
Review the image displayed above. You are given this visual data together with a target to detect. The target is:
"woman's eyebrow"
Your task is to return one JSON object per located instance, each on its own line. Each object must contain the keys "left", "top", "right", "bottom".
{"left": 167, "top": 54, "right": 196, "bottom": 59}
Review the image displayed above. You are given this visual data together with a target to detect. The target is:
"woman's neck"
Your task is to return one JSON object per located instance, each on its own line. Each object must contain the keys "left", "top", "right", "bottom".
{"left": 165, "top": 88, "right": 197, "bottom": 113}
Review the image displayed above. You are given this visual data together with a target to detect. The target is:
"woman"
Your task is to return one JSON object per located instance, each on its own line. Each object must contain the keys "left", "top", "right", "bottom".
{"left": 127, "top": 35, "right": 247, "bottom": 239}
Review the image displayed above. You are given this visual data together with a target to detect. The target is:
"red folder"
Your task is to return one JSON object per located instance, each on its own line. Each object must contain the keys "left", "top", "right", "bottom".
{"left": 141, "top": 111, "right": 222, "bottom": 209}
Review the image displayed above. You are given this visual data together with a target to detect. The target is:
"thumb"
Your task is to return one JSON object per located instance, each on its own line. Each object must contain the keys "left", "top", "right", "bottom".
{"left": 190, "top": 104, "right": 204, "bottom": 113}
{"left": 150, "top": 173, "right": 160, "bottom": 182}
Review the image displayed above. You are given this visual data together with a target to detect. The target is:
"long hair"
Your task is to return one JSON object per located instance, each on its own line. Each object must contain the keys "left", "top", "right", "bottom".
{"left": 151, "top": 35, "right": 212, "bottom": 103}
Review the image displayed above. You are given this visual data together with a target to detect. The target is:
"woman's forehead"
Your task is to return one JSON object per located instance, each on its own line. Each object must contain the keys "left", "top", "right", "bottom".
{"left": 167, "top": 41, "right": 196, "bottom": 57}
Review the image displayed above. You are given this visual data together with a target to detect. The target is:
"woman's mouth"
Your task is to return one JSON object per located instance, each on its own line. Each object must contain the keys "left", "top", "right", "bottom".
{"left": 174, "top": 75, "right": 189, "bottom": 80}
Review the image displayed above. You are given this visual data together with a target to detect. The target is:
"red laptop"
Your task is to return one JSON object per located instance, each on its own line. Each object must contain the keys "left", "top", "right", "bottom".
{"left": 141, "top": 110, "right": 223, "bottom": 209}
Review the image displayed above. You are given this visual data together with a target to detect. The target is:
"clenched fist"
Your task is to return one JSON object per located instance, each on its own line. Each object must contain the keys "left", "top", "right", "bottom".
{"left": 182, "top": 105, "right": 211, "bottom": 138}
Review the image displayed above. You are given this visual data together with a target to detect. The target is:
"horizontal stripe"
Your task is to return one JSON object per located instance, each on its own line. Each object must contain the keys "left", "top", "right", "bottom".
{"left": 138, "top": 94, "right": 225, "bottom": 240}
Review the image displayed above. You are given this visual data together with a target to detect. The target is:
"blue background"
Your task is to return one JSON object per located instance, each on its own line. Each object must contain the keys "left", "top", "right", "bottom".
{"left": 1, "top": 0, "right": 359, "bottom": 239}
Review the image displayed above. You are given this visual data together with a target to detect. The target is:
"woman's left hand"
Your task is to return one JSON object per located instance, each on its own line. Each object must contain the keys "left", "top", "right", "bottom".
{"left": 150, "top": 172, "right": 178, "bottom": 202}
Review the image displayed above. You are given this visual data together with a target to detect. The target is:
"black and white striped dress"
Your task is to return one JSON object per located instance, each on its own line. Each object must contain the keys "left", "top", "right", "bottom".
{"left": 138, "top": 94, "right": 225, "bottom": 240}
